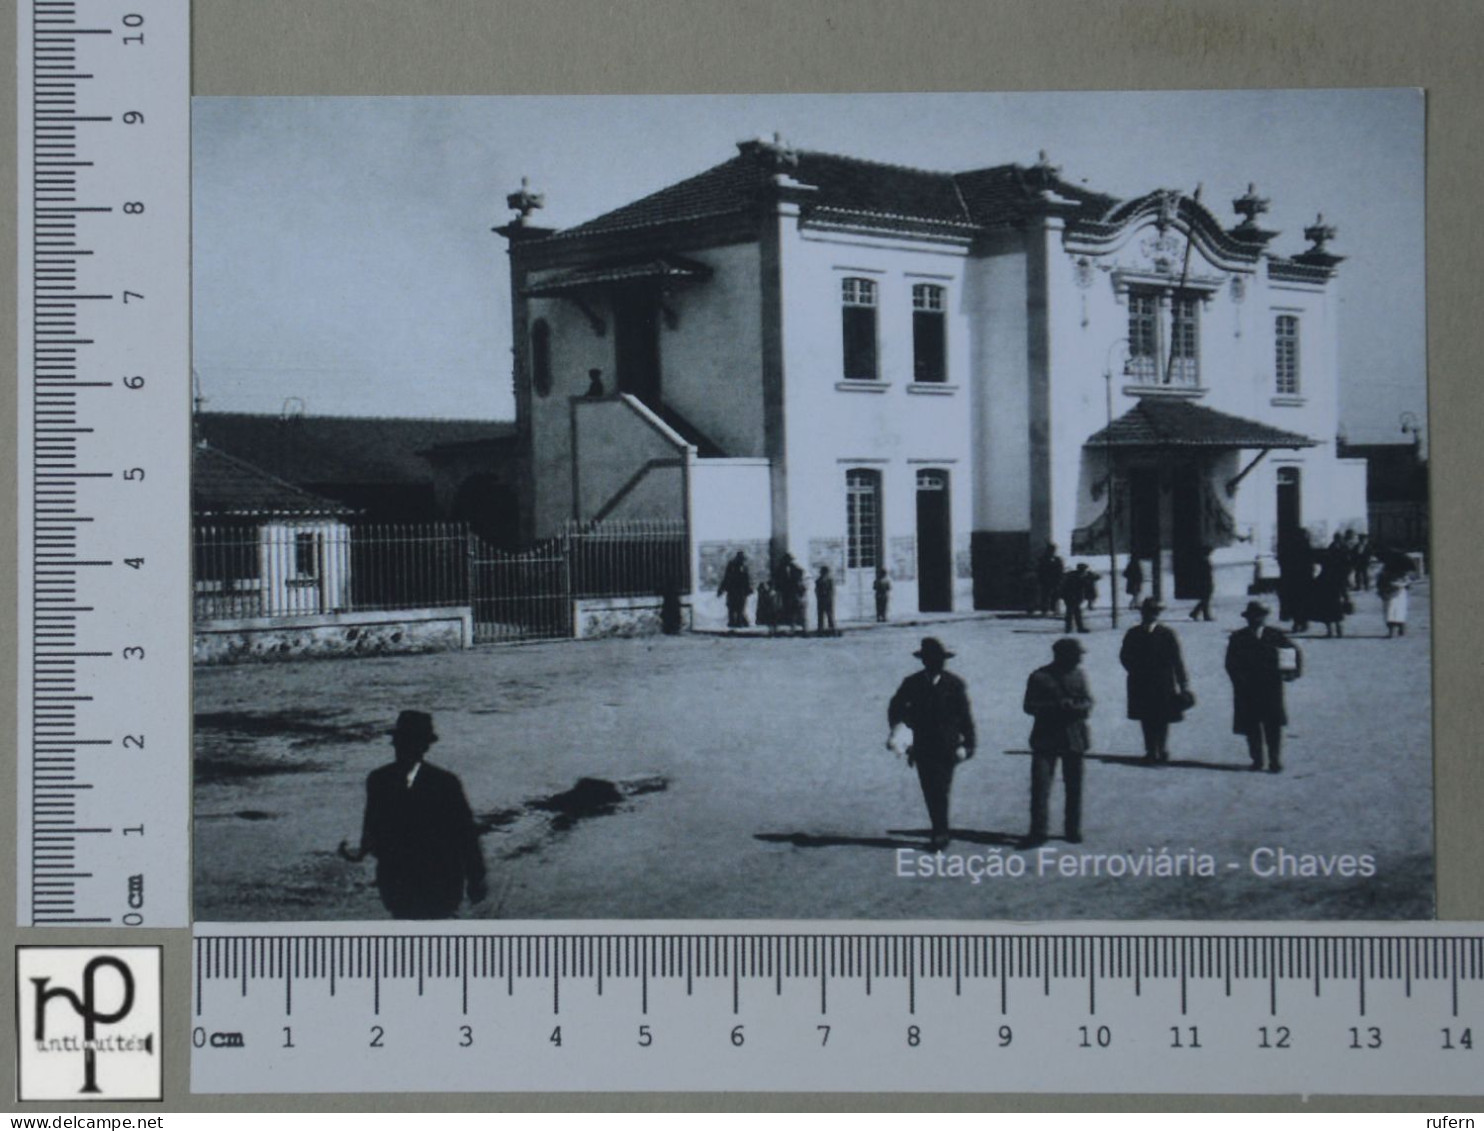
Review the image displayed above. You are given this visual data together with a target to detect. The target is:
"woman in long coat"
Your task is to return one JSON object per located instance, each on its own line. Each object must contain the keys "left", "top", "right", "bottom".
{"left": 1119, "top": 597, "right": 1190, "bottom": 762}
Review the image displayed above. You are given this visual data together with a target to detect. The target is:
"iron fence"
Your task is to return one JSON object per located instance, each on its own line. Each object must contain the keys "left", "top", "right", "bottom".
{"left": 194, "top": 516, "right": 692, "bottom": 643}
{"left": 561, "top": 517, "right": 689, "bottom": 598}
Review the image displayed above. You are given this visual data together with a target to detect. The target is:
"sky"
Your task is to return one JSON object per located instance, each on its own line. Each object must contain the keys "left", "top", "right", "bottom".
{"left": 192, "top": 90, "right": 1424, "bottom": 444}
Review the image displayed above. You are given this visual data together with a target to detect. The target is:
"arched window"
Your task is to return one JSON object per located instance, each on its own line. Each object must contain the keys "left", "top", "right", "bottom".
{"left": 846, "top": 469, "right": 882, "bottom": 569}
{"left": 530, "top": 318, "right": 552, "bottom": 398}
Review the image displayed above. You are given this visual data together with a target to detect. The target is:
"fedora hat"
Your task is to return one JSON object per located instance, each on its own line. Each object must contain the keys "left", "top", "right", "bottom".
{"left": 914, "top": 636, "right": 954, "bottom": 661}
{"left": 1241, "top": 600, "right": 1271, "bottom": 620}
{"left": 1140, "top": 596, "right": 1165, "bottom": 614}
{"left": 1052, "top": 637, "right": 1085, "bottom": 657}
{"left": 388, "top": 709, "right": 438, "bottom": 744}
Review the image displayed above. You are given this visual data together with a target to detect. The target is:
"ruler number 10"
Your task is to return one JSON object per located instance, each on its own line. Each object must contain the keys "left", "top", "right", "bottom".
{"left": 122, "top": 13, "right": 145, "bottom": 46}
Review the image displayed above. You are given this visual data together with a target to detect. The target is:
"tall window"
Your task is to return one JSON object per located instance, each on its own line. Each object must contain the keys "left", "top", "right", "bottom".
{"left": 912, "top": 283, "right": 947, "bottom": 383}
{"left": 1275, "top": 314, "right": 1300, "bottom": 395}
{"left": 841, "top": 277, "right": 878, "bottom": 381}
{"left": 845, "top": 469, "right": 882, "bottom": 569}
{"left": 1126, "top": 287, "right": 1201, "bottom": 387}
{"left": 293, "top": 531, "right": 319, "bottom": 578}
{"left": 1168, "top": 292, "right": 1200, "bottom": 386}
{"left": 1127, "top": 289, "right": 1159, "bottom": 381}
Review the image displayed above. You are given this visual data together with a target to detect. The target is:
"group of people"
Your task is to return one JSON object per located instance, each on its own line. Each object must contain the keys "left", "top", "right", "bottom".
{"left": 718, "top": 550, "right": 891, "bottom": 636}
{"left": 887, "top": 596, "right": 1304, "bottom": 851}
{"left": 1276, "top": 529, "right": 1417, "bottom": 638}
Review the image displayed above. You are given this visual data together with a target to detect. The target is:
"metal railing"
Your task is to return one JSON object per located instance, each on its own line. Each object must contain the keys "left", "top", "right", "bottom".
{"left": 194, "top": 517, "right": 692, "bottom": 643}
{"left": 561, "top": 517, "right": 689, "bottom": 598}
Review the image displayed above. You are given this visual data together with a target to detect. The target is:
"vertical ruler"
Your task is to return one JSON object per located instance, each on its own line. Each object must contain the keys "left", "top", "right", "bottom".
{"left": 16, "top": 0, "right": 190, "bottom": 925}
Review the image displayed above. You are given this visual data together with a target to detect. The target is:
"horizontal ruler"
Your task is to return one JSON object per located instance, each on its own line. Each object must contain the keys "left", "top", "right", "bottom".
{"left": 193, "top": 926, "right": 1484, "bottom": 1095}
{"left": 16, "top": 0, "right": 192, "bottom": 925}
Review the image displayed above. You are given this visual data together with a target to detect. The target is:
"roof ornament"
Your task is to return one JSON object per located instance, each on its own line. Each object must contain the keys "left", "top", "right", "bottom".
{"left": 1154, "top": 188, "right": 1182, "bottom": 233}
{"left": 742, "top": 131, "right": 800, "bottom": 175}
{"left": 1303, "top": 213, "right": 1337, "bottom": 253}
{"left": 505, "top": 176, "right": 545, "bottom": 226}
{"left": 1027, "top": 149, "right": 1061, "bottom": 192}
{"left": 1232, "top": 183, "right": 1270, "bottom": 228}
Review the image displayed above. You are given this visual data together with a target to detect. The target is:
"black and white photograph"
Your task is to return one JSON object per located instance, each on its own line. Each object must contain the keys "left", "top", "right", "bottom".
{"left": 189, "top": 90, "right": 1430, "bottom": 923}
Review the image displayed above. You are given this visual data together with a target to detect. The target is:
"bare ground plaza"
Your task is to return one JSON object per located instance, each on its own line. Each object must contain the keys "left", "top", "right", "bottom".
{"left": 193, "top": 586, "right": 1433, "bottom": 923}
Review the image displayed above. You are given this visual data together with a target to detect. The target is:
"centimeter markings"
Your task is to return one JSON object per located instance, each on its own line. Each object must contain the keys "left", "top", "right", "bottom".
{"left": 18, "top": 0, "right": 190, "bottom": 925}
{"left": 195, "top": 933, "right": 1484, "bottom": 1014}
{"left": 191, "top": 931, "right": 1484, "bottom": 1095}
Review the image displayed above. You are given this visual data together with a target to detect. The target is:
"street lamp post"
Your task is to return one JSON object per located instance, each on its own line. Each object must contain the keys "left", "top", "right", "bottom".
{"left": 1104, "top": 338, "right": 1129, "bottom": 630}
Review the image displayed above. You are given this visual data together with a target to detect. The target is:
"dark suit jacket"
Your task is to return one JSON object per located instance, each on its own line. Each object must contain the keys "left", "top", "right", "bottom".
{"left": 1023, "top": 664, "right": 1094, "bottom": 754}
{"left": 360, "top": 760, "right": 486, "bottom": 919}
{"left": 1224, "top": 625, "right": 1301, "bottom": 734}
{"left": 1119, "top": 623, "right": 1188, "bottom": 722}
{"left": 888, "top": 669, "right": 976, "bottom": 763}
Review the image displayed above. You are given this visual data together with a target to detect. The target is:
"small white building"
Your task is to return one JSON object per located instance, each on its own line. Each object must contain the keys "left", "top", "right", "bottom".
{"left": 496, "top": 140, "right": 1366, "bottom": 622}
{"left": 192, "top": 442, "right": 354, "bottom": 620}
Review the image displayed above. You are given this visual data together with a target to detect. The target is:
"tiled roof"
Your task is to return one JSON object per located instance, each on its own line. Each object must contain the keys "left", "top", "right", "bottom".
{"left": 1086, "top": 398, "right": 1318, "bottom": 449}
{"left": 195, "top": 413, "right": 516, "bottom": 487}
{"left": 193, "top": 443, "right": 354, "bottom": 518}
{"left": 550, "top": 146, "right": 1113, "bottom": 241}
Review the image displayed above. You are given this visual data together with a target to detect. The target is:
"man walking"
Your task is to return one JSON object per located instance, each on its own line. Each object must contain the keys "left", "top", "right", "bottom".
{"left": 1061, "top": 563, "right": 1093, "bottom": 633}
{"left": 1036, "top": 542, "right": 1064, "bottom": 617}
{"left": 887, "top": 638, "right": 977, "bottom": 851}
{"left": 341, "top": 710, "right": 487, "bottom": 919}
{"left": 1023, "top": 638, "right": 1094, "bottom": 847}
{"left": 1119, "top": 597, "right": 1190, "bottom": 763}
{"left": 1225, "top": 601, "right": 1302, "bottom": 772}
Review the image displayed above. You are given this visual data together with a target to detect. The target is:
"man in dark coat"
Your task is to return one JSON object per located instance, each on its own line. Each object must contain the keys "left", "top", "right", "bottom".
{"left": 815, "top": 564, "right": 838, "bottom": 636}
{"left": 1187, "top": 545, "right": 1215, "bottom": 621}
{"left": 887, "top": 637, "right": 977, "bottom": 851}
{"left": 1224, "top": 601, "right": 1302, "bottom": 773}
{"left": 773, "top": 552, "right": 807, "bottom": 635}
{"left": 1036, "top": 542, "right": 1064, "bottom": 617}
{"left": 344, "top": 710, "right": 487, "bottom": 919}
{"left": 1119, "top": 597, "right": 1190, "bottom": 763}
{"left": 1023, "top": 638, "right": 1094, "bottom": 847}
{"left": 718, "top": 551, "right": 753, "bottom": 629}
{"left": 1061, "top": 563, "right": 1092, "bottom": 633}
{"left": 1123, "top": 556, "right": 1144, "bottom": 610}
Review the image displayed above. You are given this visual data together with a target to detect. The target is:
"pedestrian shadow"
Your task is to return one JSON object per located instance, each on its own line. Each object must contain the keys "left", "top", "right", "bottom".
{"left": 755, "top": 829, "right": 1022, "bottom": 850}
{"left": 1001, "top": 749, "right": 1256, "bottom": 773}
{"left": 892, "top": 827, "right": 1024, "bottom": 847}
{"left": 754, "top": 831, "right": 922, "bottom": 850}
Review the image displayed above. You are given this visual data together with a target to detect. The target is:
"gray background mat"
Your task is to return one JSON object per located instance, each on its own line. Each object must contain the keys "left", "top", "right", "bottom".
{"left": 3, "top": 0, "right": 1482, "bottom": 1113}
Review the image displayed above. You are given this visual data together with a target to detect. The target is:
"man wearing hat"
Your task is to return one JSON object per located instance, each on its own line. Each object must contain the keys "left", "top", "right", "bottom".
{"left": 887, "top": 638, "right": 977, "bottom": 851}
{"left": 345, "top": 710, "right": 488, "bottom": 918}
{"left": 1224, "top": 601, "right": 1303, "bottom": 772}
{"left": 1119, "top": 596, "right": 1191, "bottom": 763}
{"left": 1023, "top": 638, "right": 1095, "bottom": 847}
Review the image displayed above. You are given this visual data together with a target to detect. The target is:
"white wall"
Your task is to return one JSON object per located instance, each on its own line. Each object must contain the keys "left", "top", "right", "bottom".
{"left": 775, "top": 222, "right": 975, "bottom": 615}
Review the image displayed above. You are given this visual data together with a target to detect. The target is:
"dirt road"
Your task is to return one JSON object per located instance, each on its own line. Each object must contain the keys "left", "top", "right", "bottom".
{"left": 194, "top": 586, "right": 1433, "bottom": 922}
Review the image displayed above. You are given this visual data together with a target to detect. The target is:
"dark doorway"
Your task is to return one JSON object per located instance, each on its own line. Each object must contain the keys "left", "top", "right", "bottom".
{"left": 1129, "top": 467, "right": 1162, "bottom": 599}
{"left": 454, "top": 475, "right": 520, "bottom": 550}
{"left": 916, "top": 469, "right": 953, "bottom": 612}
{"left": 612, "top": 286, "right": 661, "bottom": 408}
{"left": 1170, "top": 465, "right": 1202, "bottom": 598}
{"left": 1276, "top": 466, "right": 1303, "bottom": 553}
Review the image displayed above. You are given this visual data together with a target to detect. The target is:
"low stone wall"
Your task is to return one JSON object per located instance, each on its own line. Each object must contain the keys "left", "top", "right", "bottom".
{"left": 195, "top": 607, "right": 473, "bottom": 665}
{"left": 573, "top": 595, "right": 692, "bottom": 639}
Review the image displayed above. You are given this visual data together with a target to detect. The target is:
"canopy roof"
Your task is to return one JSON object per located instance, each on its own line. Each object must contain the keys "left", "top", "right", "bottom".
{"left": 1086, "top": 398, "right": 1318, "bottom": 450}
{"left": 522, "top": 254, "right": 712, "bottom": 296}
